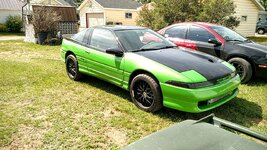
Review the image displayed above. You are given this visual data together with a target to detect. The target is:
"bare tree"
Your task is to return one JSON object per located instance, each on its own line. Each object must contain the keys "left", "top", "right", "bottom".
{"left": 32, "top": 6, "right": 61, "bottom": 33}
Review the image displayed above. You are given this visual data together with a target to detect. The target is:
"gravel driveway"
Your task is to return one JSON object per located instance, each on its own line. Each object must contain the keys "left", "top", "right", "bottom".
{"left": 0, "top": 36, "right": 24, "bottom": 41}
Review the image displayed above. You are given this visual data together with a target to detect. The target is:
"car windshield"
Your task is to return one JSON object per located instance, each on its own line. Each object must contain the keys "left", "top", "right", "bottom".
{"left": 115, "top": 29, "right": 176, "bottom": 52}
{"left": 210, "top": 26, "right": 248, "bottom": 42}
{"left": 257, "top": 21, "right": 267, "bottom": 25}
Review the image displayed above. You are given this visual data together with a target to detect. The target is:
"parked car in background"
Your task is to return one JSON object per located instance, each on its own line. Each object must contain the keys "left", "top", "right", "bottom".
{"left": 159, "top": 22, "right": 267, "bottom": 83}
{"left": 256, "top": 21, "right": 267, "bottom": 34}
{"left": 61, "top": 26, "right": 240, "bottom": 113}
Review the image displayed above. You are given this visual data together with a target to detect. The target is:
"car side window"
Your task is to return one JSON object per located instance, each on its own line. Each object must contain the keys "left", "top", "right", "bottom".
{"left": 187, "top": 26, "right": 215, "bottom": 43}
{"left": 83, "top": 28, "right": 92, "bottom": 45}
{"left": 90, "top": 29, "right": 119, "bottom": 51}
{"left": 165, "top": 25, "right": 187, "bottom": 39}
{"left": 72, "top": 29, "right": 87, "bottom": 43}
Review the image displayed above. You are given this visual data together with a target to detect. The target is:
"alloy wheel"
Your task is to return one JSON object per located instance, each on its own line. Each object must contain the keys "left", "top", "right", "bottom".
{"left": 232, "top": 62, "right": 244, "bottom": 79}
{"left": 67, "top": 59, "right": 76, "bottom": 77}
{"left": 134, "top": 80, "right": 154, "bottom": 108}
{"left": 258, "top": 29, "right": 265, "bottom": 34}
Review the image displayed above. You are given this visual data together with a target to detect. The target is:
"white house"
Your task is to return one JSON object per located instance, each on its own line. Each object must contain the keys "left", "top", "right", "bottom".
{"left": 78, "top": 0, "right": 142, "bottom": 30}
{"left": 234, "top": 0, "right": 265, "bottom": 36}
{"left": 0, "top": 0, "right": 25, "bottom": 23}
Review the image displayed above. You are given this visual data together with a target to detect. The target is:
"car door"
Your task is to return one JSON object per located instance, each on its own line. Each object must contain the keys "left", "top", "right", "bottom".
{"left": 187, "top": 25, "right": 222, "bottom": 57}
{"left": 84, "top": 28, "right": 124, "bottom": 86}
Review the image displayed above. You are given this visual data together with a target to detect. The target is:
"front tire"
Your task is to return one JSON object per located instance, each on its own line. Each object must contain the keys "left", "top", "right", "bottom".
{"left": 66, "top": 54, "right": 82, "bottom": 81}
{"left": 228, "top": 57, "right": 252, "bottom": 83}
{"left": 130, "top": 74, "right": 163, "bottom": 112}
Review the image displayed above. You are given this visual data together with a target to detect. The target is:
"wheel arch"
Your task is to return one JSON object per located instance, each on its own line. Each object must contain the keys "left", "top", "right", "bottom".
{"left": 128, "top": 69, "right": 160, "bottom": 90}
{"left": 226, "top": 54, "right": 256, "bottom": 76}
{"left": 65, "top": 51, "right": 76, "bottom": 60}
{"left": 257, "top": 28, "right": 266, "bottom": 34}
{"left": 257, "top": 28, "right": 265, "bottom": 31}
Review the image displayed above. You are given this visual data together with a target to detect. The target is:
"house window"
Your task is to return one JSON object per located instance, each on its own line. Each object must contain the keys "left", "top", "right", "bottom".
{"left": 125, "top": 13, "right": 132, "bottom": 19}
{"left": 241, "top": 16, "right": 247, "bottom": 22}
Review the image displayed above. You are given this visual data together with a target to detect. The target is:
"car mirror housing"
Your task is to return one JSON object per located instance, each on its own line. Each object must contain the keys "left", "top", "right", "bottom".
{"left": 106, "top": 48, "right": 123, "bottom": 57}
{"left": 208, "top": 38, "right": 222, "bottom": 46}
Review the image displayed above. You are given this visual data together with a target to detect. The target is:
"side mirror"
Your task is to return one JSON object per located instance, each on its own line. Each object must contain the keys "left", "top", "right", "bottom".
{"left": 208, "top": 38, "right": 222, "bottom": 46}
{"left": 106, "top": 48, "right": 123, "bottom": 57}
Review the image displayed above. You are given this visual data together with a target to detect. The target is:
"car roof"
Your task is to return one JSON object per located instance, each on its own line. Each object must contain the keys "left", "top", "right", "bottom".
{"left": 193, "top": 22, "right": 218, "bottom": 27}
{"left": 171, "top": 22, "right": 219, "bottom": 28}
{"left": 93, "top": 25, "right": 146, "bottom": 31}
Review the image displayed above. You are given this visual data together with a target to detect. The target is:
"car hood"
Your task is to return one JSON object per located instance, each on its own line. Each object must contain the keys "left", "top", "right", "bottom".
{"left": 135, "top": 48, "right": 233, "bottom": 81}
{"left": 237, "top": 42, "right": 267, "bottom": 53}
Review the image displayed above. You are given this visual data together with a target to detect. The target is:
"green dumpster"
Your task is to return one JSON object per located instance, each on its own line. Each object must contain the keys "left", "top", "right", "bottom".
{"left": 123, "top": 114, "right": 267, "bottom": 150}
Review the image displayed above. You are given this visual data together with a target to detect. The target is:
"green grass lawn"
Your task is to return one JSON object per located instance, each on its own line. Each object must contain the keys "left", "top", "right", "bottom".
{"left": 0, "top": 40, "right": 266, "bottom": 149}
{"left": 248, "top": 36, "right": 267, "bottom": 45}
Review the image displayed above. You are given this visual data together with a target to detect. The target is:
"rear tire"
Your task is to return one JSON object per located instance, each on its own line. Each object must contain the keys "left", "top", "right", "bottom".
{"left": 66, "top": 54, "right": 82, "bottom": 81}
{"left": 228, "top": 57, "right": 252, "bottom": 83}
{"left": 130, "top": 74, "right": 163, "bottom": 112}
{"left": 257, "top": 29, "right": 265, "bottom": 35}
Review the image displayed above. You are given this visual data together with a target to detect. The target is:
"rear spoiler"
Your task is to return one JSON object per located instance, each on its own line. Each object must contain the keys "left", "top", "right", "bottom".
{"left": 195, "top": 114, "right": 267, "bottom": 142}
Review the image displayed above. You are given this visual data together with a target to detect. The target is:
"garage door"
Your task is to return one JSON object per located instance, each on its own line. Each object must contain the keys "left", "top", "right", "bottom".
{"left": 86, "top": 13, "right": 104, "bottom": 27}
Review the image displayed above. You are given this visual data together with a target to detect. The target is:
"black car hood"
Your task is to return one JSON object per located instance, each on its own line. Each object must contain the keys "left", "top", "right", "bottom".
{"left": 135, "top": 48, "right": 233, "bottom": 81}
{"left": 237, "top": 42, "right": 267, "bottom": 53}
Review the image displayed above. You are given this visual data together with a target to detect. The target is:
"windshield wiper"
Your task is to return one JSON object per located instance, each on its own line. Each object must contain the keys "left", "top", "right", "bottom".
{"left": 131, "top": 48, "right": 160, "bottom": 52}
{"left": 244, "top": 39, "right": 252, "bottom": 43}
{"left": 226, "top": 39, "right": 244, "bottom": 42}
{"left": 158, "top": 45, "right": 176, "bottom": 49}
{"left": 131, "top": 45, "right": 176, "bottom": 52}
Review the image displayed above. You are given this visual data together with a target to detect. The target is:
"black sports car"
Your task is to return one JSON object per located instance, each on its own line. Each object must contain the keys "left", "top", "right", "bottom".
{"left": 159, "top": 22, "right": 267, "bottom": 83}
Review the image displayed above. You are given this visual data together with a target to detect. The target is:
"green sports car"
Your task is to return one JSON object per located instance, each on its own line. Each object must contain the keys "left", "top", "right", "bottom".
{"left": 60, "top": 26, "right": 240, "bottom": 113}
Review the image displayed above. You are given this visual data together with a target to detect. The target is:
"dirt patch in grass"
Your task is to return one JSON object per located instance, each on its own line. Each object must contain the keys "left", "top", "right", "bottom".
{"left": 105, "top": 127, "right": 127, "bottom": 148}
{"left": 0, "top": 50, "right": 60, "bottom": 63}
{"left": 0, "top": 125, "right": 44, "bottom": 150}
{"left": 103, "top": 106, "right": 122, "bottom": 118}
{"left": 0, "top": 50, "right": 43, "bottom": 62}
{"left": 252, "top": 118, "right": 267, "bottom": 125}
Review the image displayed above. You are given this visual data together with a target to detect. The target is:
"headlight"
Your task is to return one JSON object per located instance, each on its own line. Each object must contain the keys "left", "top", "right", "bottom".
{"left": 166, "top": 80, "right": 216, "bottom": 89}
{"left": 167, "top": 72, "right": 237, "bottom": 89}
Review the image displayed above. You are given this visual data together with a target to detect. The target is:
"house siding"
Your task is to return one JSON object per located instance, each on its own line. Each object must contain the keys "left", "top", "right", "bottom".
{"left": 234, "top": 0, "right": 260, "bottom": 37}
{"left": 0, "top": 10, "right": 21, "bottom": 23}
{"left": 79, "top": 0, "right": 140, "bottom": 30}
{"left": 79, "top": 0, "right": 104, "bottom": 29}
{"left": 104, "top": 9, "right": 138, "bottom": 26}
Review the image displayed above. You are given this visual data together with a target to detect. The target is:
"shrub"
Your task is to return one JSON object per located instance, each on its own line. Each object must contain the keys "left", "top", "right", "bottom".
{"left": 137, "top": 0, "right": 240, "bottom": 30}
{"left": 0, "top": 23, "right": 7, "bottom": 32}
{"left": 5, "top": 15, "right": 23, "bottom": 33}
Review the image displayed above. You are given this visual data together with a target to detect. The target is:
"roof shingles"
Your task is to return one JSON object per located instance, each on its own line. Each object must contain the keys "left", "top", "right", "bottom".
{"left": 95, "top": 0, "right": 142, "bottom": 9}
{"left": 0, "top": 0, "right": 25, "bottom": 10}
{"left": 30, "top": 0, "right": 71, "bottom": 6}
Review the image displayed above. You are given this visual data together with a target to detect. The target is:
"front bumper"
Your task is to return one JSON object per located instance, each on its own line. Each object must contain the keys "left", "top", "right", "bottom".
{"left": 60, "top": 49, "right": 66, "bottom": 62}
{"left": 255, "top": 64, "right": 267, "bottom": 78}
{"left": 160, "top": 75, "right": 240, "bottom": 113}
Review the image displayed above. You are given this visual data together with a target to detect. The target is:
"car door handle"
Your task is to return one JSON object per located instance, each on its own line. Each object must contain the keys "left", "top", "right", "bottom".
{"left": 85, "top": 51, "right": 90, "bottom": 54}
